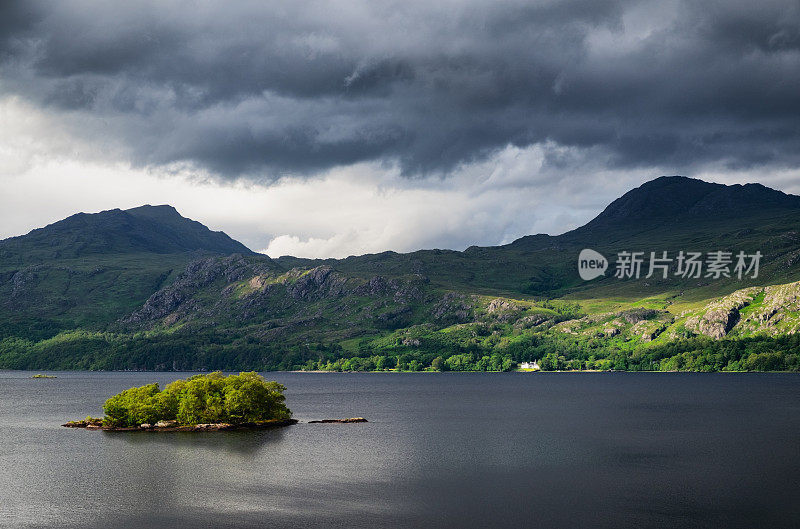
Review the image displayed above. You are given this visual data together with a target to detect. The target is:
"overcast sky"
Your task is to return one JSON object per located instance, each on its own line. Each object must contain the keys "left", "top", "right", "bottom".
{"left": 1, "top": 0, "right": 799, "bottom": 257}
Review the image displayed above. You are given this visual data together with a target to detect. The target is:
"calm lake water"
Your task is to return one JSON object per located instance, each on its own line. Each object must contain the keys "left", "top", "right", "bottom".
{"left": 0, "top": 371, "right": 798, "bottom": 528}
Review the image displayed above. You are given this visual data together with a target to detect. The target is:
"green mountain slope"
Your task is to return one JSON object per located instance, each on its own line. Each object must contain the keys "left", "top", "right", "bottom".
{"left": 0, "top": 205, "right": 256, "bottom": 340}
{"left": 2, "top": 176, "right": 800, "bottom": 371}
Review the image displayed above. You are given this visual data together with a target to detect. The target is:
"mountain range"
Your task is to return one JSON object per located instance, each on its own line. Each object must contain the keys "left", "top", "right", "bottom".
{"left": 2, "top": 175, "right": 800, "bottom": 371}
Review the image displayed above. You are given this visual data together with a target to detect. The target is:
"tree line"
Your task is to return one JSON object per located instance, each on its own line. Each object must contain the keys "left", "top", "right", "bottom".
{"left": 2, "top": 328, "right": 799, "bottom": 372}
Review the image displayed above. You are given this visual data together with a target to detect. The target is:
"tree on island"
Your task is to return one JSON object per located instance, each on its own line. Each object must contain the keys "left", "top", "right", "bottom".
{"left": 102, "top": 372, "right": 291, "bottom": 428}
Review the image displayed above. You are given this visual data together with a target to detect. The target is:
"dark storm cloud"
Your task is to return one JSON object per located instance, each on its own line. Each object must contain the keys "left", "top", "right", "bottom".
{"left": 1, "top": 0, "right": 798, "bottom": 178}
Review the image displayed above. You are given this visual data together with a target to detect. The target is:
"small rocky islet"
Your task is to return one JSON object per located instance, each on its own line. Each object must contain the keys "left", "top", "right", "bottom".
{"left": 308, "top": 417, "right": 368, "bottom": 424}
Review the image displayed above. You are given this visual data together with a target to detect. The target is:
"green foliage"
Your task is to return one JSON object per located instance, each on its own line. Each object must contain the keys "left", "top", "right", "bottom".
{"left": 540, "top": 300, "right": 585, "bottom": 321}
{"left": 103, "top": 383, "right": 178, "bottom": 427}
{"left": 647, "top": 336, "right": 800, "bottom": 372}
{"left": 304, "top": 330, "right": 800, "bottom": 373}
{"left": 102, "top": 372, "right": 291, "bottom": 427}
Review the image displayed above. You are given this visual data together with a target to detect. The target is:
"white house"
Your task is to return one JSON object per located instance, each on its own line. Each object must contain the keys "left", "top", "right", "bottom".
{"left": 520, "top": 361, "right": 540, "bottom": 370}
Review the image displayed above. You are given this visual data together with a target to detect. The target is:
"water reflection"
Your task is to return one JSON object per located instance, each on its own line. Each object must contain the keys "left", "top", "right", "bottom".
{"left": 104, "top": 428, "right": 289, "bottom": 455}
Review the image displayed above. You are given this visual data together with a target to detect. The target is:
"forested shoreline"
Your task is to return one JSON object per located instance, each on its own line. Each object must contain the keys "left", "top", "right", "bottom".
{"left": 3, "top": 330, "right": 799, "bottom": 372}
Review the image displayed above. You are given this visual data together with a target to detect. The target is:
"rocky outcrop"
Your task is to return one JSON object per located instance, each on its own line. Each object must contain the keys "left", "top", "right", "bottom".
{"left": 351, "top": 274, "right": 428, "bottom": 302}
{"left": 730, "top": 281, "right": 800, "bottom": 336}
{"left": 287, "top": 266, "right": 348, "bottom": 301}
{"left": 10, "top": 266, "right": 42, "bottom": 298}
{"left": 63, "top": 418, "right": 103, "bottom": 428}
{"left": 631, "top": 320, "right": 668, "bottom": 342}
{"left": 308, "top": 417, "right": 368, "bottom": 423}
{"left": 685, "top": 287, "right": 760, "bottom": 338}
{"left": 692, "top": 309, "right": 738, "bottom": 339}
{"left": 355, "top": 275, "right": 391, "bottom": 297}
{"left": 125, "top": 254, "right": 271, "bottom": 324}
{"left": 553, "top": 320, "right": 580, "bottom": 335}
{"left": 619, "top": 308, "right": 658, "bottom": 324}
{"left": 123, "top": 257, "right": 437, "bottom": 334}
{"left": 513, "top": 314, "right": 549, "bottom": 330}
{"left": 559, "top": 309, "right": 672, "bottom": 341}
{"left": 63, "top": 418, "right": 298, "bottom": 431}
{"left": 486, "top": 298, "right": 523, "bottom": 322}
{"left": 431, "top": 292, "right": 474, "bottom": 324}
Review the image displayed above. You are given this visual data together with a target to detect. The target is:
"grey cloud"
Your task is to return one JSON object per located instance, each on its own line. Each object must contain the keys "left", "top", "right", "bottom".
{"left": 0, "top": 0, "right": 798, "bottom": 179}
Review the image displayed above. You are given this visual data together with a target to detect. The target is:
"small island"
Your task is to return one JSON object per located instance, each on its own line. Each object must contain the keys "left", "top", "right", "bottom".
{"left": 32, "top": 374, "right": 57, "bottom": 378}
{"left": 63, "top": 371, "right": 296, "bottom": 432}
{"left": 309, "top": 417, "right": 368, "bottom": 423}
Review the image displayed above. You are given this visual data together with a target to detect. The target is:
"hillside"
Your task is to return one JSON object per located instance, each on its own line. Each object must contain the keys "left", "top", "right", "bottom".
{"left": 2, "top": 176, "right": 800, "bottom": 372}
{"left": 0, "top": 205, "right": 257, "bottom": 339}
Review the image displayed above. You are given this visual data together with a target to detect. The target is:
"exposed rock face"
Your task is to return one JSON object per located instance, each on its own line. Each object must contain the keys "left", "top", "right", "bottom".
{"left": 553, "top": 320, "right": 580, "bottom": 335}
{"left": 431, "top": 293, "right": 474, "bottom": 324}
{"left": 486, "top": 298, "right": 523, "bottom": 322}
{"left": 126, "top": 254, "right": 269, "bottom": 324}
{"left": 391, "top": 276, "right": 428, "bottom": 303}
{"left": 355, "top": 276, "right": 390, "bottom": 297}
{"left": 561, "top": 309, "right": 674, "bottom": 341}
{"left": 729, "top": 281, "right": 800, "bottom": 336}
{"left": 685, "top": 287, "right": 760, "bottom": 338}
{"left": 11, "top": 266, "right": 42, "bottom": 298}
{"left": 695, "top": 309, "right": 738, "bottom": 339}
{"left": 761, "top": 283, "right": 800, "bottom": 320}
{"left": 631, "top": 320, "right": 668, "bottom": 342}
{"left": 287, "top": 266, "right": 348, "bottom": 301}
{"left": 487, "top": 298, "right": 514, "bottom": 313}
{"left": 619, "top": 308, "right": 658, "bottom": 324}
{"left": 513, "top": 314, "right": 548, "bottom": 330}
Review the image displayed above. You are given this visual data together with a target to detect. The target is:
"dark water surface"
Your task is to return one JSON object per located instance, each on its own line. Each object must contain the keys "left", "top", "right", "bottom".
{"left": 1, "top": 371, "right": 798, "bottom": 528}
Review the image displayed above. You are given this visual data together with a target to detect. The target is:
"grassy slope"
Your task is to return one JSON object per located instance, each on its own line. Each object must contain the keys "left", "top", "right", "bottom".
{"left": 0, "top": 253, "right": 203, "bottom": 339}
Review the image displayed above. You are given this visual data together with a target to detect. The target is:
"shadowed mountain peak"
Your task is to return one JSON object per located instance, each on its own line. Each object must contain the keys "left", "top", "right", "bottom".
{"left": 579, "top": 175, "right": 800, "bottom": 232}
{"left": 0, "top": 205, "right": 254, "bottom": 262}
